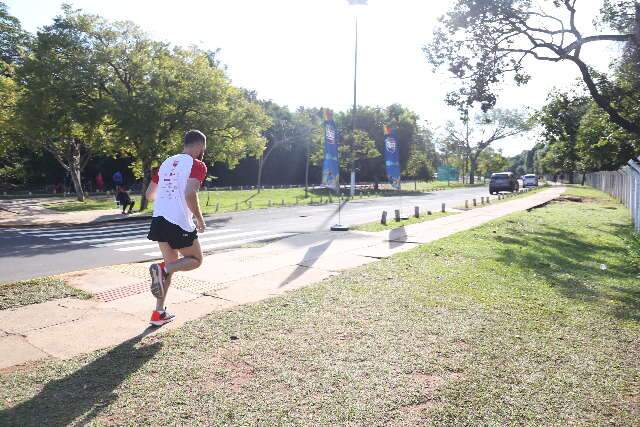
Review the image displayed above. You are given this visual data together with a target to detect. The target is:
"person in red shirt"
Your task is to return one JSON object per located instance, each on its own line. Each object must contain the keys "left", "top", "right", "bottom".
{"left": 144, "top": 130, "right": 208, "bottom": 326}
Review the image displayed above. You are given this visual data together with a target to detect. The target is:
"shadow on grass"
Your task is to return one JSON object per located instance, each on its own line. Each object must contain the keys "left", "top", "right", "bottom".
{"left": 0, "top": 328, "right": 161, "bottom": 426}
{"left": 492, "top": 221, "right": 640, "bottom": 322}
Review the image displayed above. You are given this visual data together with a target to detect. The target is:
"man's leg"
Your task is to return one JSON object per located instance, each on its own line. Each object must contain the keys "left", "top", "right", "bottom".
{"left": 127, "top": 200, "right": 135, "bottom": 214}
{"left": 155, "top": 242, "right": 178, "bottom": 311}
{"left": 165, "top": 239, "right": 203, "bottom": 275}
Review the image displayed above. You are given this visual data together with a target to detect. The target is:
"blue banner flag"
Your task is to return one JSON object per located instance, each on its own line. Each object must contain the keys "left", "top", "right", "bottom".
{"left": 383, "top": 126, "right": 401, "bottom": 190}
{"left": 321, "top": 110, "right": 340, "bottom": 192}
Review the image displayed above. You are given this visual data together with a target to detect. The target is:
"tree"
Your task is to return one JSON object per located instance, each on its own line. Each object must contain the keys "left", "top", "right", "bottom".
{"left": 478, "top": 147, "right": 509, "bottom": 177}
{"left": 16, "top": 7, "right": 110, "bottom": 201}
{"left": 443, "top": 108, "right": 530, "bottom": 184}
{"left": 425, "top": 0, "right": 640, "bottom": 136}
{"left": 535, "top": 90, "right": 590, "bottom": 181}
{"left": 0, "top": 1, "right": 27, "bottom": 69}
{"left": 337, "top": 129, "right": 380, "bottom": 173}
{"left": 406, "top": 126, "right": 437, "bottom": 180}
{"left": 91, "top": 19, "right": 270, "bottom": 209}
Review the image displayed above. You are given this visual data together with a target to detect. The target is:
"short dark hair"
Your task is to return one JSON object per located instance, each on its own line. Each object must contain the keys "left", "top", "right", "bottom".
{"left": 184, "top": 130, "right": 206, "bottom": 146}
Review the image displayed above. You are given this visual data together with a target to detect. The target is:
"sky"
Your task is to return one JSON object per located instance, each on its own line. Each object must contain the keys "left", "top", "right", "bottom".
{"left": 5, "top": 0, "right": 621, "bottom": 156}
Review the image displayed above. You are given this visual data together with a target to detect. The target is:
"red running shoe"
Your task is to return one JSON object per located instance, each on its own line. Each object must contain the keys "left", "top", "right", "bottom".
{"left": 150, "top": 308, "right": 175, "bottom": 327}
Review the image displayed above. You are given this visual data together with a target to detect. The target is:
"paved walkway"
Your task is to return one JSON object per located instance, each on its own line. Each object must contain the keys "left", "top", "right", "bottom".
{"left": 0, "top": 187, "right": 565, "bottom": 370}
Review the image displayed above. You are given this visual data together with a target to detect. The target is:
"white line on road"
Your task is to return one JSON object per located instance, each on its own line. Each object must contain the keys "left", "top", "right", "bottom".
{"left": 142, "top": 232, "right": 296, "bottom": 257}
{"left": 93, "top": 228, "right": 241, "bottom": 247}
{"left": 116, "top": 230, "right": 278, "bottom": 252}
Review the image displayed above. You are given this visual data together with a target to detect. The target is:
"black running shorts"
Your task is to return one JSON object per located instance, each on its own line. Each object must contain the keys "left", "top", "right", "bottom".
{"left": 147, "top": 216, "right": 198, "bottom": 250}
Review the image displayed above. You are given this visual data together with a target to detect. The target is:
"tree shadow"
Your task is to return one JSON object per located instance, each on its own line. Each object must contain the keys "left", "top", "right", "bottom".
{"left": 492, "top": 223, "right": 639, "bottom": 322}
{"left": 0, "top": 328, "right": 161, "bottom": 426}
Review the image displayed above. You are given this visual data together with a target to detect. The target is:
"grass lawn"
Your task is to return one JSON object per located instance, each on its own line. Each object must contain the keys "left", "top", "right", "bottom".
{"left": 1, "top": 186, "right": 638, "bottom": 425}
{"left": 455, "top": 184, "right": 549, "bottom": 210}
{"left": 353, "top": 210, "right": 455, "bottom": 232}
{"left": 0, "top": 277, "right": 90, "bottom": 310}
{"left": 42, "top": 182, "right": 486, "bottom": 214}
{"left": 44, "top": 196, "right": 144, "bottom": 213}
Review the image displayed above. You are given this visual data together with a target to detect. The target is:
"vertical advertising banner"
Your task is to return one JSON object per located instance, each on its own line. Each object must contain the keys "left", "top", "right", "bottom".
{"left": 322, "top": 109, "right": 340, "bottom": 192}
{"left": 383, "top": 126, "right": 401, "bottom": 190}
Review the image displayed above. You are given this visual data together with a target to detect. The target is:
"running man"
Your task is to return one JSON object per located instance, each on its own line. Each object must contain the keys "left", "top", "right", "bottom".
{"left": 145, "top": 130, "right": 208, "bottom": 326}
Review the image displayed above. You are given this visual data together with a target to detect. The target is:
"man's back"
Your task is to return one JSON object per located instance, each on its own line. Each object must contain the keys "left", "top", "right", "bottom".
{"left": 152, "top": 153, "right": 206, "bottom": 232}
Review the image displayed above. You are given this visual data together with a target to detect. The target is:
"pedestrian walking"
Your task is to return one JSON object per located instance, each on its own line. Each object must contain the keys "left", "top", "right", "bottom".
{"left": 96, "top": 172, "right": 105, "bottom": 192}
{"left": 112, "top": 170, "right": 123, "bottom": 191}
{"left": 116, "top": 186, "right": 135, "bottom": 214}
{"left": 145, "top": 130, "right": 208, "bottom": 326}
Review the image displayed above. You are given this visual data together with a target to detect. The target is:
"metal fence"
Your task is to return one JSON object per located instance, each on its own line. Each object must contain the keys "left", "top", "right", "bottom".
{"left": 584, "top": 156, "right": 640, "bottom": 232}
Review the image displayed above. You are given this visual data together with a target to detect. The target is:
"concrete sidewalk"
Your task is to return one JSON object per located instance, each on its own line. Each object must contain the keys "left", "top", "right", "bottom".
{"left": 0, "top": 187, "right": 565, "bottom": 370}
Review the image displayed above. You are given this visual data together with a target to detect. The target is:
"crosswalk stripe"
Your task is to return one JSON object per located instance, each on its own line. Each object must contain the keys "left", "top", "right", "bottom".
{"left": 16, "top": 222, "right": 151, "bottom": 235}
{"left": 142, "top": 232, "right": 295, "bottom": 257}
{"left": 93, "top": 228, "right": 241, "bottom": 247}
{"left": 115, "top": 230, "right": 276, "bottom": 252}
{"left": 49, "top": 228, "right": 151, "bottom": 240}
{"left": 31, "top": 224, "right": 151, "bottom": 238}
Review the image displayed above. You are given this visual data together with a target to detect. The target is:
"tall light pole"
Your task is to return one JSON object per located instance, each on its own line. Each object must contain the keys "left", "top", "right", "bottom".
{"left": 348, "top": 0, "right": 366, "bottom": 197}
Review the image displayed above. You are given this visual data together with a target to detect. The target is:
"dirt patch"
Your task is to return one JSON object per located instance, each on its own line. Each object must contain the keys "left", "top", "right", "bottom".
{"left": 201, "top": 347, "right": 256, "bottom": 393}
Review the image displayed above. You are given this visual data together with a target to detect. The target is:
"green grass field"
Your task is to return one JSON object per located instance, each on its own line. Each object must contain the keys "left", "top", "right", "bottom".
{"left": 0, "top": 277, "right": 90, "bottom": 310}
{"left": 352, "top": 210, "right": 454, "bottom": 232}
{"left": 43, "top": 182, "right": 486, "bottom": 214}
{"left": 3, "top": 186, "right": 636, "bottom": 425}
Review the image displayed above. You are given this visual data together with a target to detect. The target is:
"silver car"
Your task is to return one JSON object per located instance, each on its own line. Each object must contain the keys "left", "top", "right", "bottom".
{"left": 522, "top": 174, "right": 539, "bottom": 187}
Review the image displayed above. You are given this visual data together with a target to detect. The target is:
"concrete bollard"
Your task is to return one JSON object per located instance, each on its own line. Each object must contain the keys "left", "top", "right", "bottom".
{"left": 215, "top": 202, "right": 220, "bottom": 212}
{"left": 248, "top": 201, "right": 252, "bottom": 209}
{"left": 441, "top": 203, "right": 446, "bottom": 213}
{"left": 465, "top": 200, "right": 469, "bottom": 209}
{"left": 395, "top": 209, "right": 401, "bottom": 222}
{"left": 414, "top": 206, "right": 420, "bottom": 218}
{"left": 381, "top": 211, "right": 387, "bottom": 225}
{"left": 487, "top": 197, "right": 490, "bottom": 204}
{"left": 481, "top": 197, "right": 485, "bottom": 205}
{"left": 235, "top": 202, "right": 239, "bottom": 210}
{"left": 473, "top": 198, "right": 477, "bottom": 207}
{"left": 268, "top": 200, "right": 272, "bottom": 207}
{"left": 427, "top": 210, "right": 432, "bottom": 215}
{"left": 281, "top": 199, "right": 284, "bottom": 206}
{"left": 320, "top": 196, "right": 323, "bottom": 203}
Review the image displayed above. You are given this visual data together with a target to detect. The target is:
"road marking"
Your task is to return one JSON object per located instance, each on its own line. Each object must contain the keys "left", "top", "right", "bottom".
{"left": 31, "top": 224, "right": 151, "bottom": 238}
{"left": 15, "top": 222, "right": 151, "bottom": 235}
{"left": 94, "top": 228, "right": 240, "bottom": 247}
{"left": 116, "top": 230, "right": 278, "bottom": 252}
{"left": 142, "top": 232, "right": 296, "bottom": 257}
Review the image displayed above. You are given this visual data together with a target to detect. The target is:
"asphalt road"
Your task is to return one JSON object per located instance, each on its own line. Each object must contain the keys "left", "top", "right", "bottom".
{"left": 0, "top": 186, "right": 490, "bottom": 283}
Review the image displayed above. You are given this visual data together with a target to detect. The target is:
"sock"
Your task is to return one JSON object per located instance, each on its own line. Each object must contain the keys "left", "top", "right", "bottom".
{"left": 159, "top": 261, "right": 167, "bottom": 275}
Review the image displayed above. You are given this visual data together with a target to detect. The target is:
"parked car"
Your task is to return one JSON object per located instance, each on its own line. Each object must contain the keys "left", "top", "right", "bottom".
{"left": 489, "top": 172, "right": 519, "bottom": 194}
{"left": 522, "top": 174, "right": 539, "bottom": 187}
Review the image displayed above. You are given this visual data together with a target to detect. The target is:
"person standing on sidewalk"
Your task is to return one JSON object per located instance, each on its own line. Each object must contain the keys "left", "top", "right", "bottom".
{"left": 144, "top": 130, "right": 208, "bottom": 326}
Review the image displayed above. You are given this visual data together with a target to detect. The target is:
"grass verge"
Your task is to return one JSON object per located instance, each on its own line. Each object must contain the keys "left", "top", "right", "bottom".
{"left": 353, "top": 210, "right": 455, "bottom": 232}
{"left": 0, "top": 277, "right": 91, "bottom": 311}
{"left": 1, "top": 186, "right": 637, "bottom": 425}
{"left": 43, "top": 183, "right": 487, "bottom": 214}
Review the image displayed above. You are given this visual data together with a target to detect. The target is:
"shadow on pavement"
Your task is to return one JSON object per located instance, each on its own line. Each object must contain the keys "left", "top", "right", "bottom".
{"left": 278, "top": 240, "right": 333, "bottom": 288}
{"left": 0, "top": 328, "right": 161, "bottom": 426}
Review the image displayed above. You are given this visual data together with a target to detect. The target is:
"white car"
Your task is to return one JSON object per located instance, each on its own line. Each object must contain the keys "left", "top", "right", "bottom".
{"left": 522, "top": 174, "right": 539, "bottom": 187}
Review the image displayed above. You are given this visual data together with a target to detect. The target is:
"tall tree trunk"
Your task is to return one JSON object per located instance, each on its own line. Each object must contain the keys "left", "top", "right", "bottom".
{"left": 69, "top": 161, "right": 85, "bottom": 202}
{"left": 469, "top": 155, "right": 479, "bottom": 185}
{"left": 257, "top": 156, "right": 263, "bottom": 193}
{"left": 140, "top": 158, "right": 152, "bottom": 211}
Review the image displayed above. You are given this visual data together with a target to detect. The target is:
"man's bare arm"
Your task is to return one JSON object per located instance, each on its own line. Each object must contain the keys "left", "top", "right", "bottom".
{"left": 146, "top": 182, "right": 158, "bottom": 202}
{"left": 185, "top": 179, "right": 205, "bottom": 232}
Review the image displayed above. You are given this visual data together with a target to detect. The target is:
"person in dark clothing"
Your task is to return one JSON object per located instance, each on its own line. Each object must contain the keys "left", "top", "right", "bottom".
{"left": 116, "top": 186, "right": 135, "bottom": 214}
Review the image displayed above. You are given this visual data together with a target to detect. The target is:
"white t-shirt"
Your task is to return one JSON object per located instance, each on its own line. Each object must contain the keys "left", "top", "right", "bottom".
{"left": 151, "top": 153, "right": 207, "bottom": 232}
